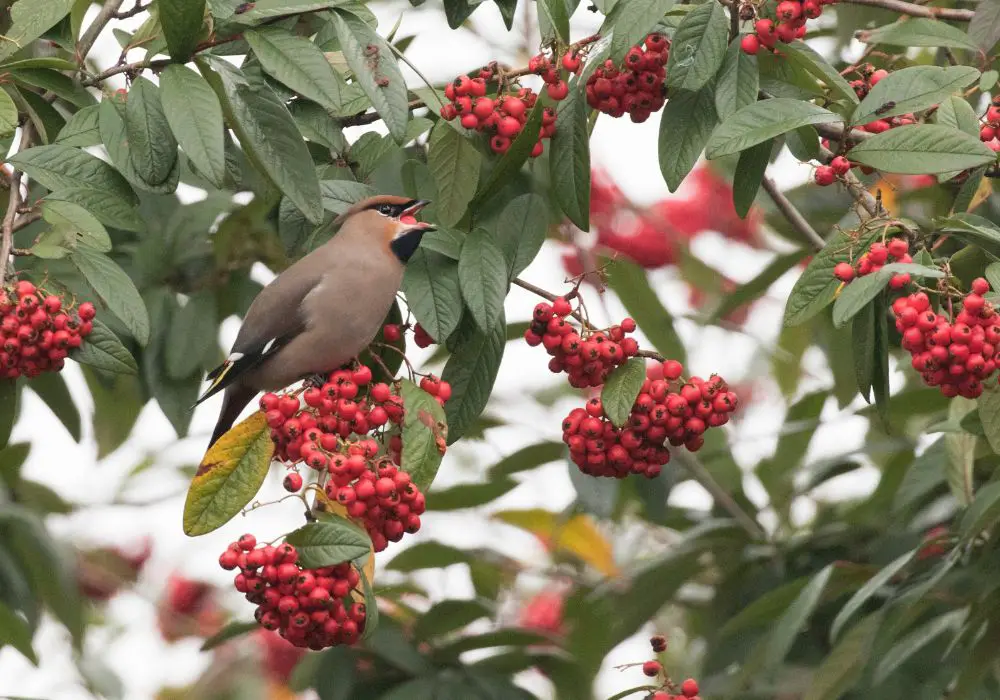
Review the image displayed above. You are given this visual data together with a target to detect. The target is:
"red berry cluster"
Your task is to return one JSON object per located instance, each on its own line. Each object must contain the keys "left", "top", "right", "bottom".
{"left": 978, "top": 95, "right": 1000, "bottom": 153}
{"left": 218, "top": 535, "right": 366, "bottom": 650}
{"left": 527, "top": 48, "right": 581, "bottom": 101}
{"left": 893, "top": 278, "right": 1000, "bottom": 399}
{"left": 586, "top": 34, "right": 668, "bottom": 123}
{"left": 832, "top": 237, "right": 913, "bottom": 289}
{"left": 524, "top": 296, "right": 639, "bottom": 388}
{"left": 741, "top": 0, "right": 835, "bottom": 55}
{"left": 0, "top": 281, "right": 95, "bottom": 378}
{"left": 844, "top": 65, "right": 916, "bottom": 134}
{"left": 636, "top": 635, "right": 702, "bottom": 700}
{"left": 562, "top": 363, "right": 737, "bottom": 479}
{"left": 324, "top": 451, "right": 426, "bottom": 553}
{"left": 439, "top": 72, "right": 557, "bottom": 157}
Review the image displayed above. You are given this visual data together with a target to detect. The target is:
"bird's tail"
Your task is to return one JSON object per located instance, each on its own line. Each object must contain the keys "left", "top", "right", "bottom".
{"left": 209, "top": 384, "right": 257, "bottom": 447}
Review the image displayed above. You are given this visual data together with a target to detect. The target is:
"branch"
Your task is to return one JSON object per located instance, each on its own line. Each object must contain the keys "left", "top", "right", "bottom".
{"left": 77, "top": 0, "right": 127, "bottom": 63}
{"left": 844, "top": 0, "right": 974, "bottom": 21}
{"left": 113, "top": 1, "right": 152, "bottom": 19}
{"left": 0, "top": 125, "right": 35, "bottom": 289}
{"left": 673, "top": 450, "right": 768, "bottom": 541}
{"left": 762, "top": 177, "right": 826, "bottom": 250}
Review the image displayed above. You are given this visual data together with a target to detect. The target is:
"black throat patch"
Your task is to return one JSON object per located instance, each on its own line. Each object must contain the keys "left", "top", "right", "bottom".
{"left": 390, "top": 229, "right": 426, "bottom": 262}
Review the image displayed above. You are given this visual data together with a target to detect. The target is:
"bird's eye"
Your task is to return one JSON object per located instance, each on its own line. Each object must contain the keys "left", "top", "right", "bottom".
{"left": 376, "top": 204, "right": 395, "bottom": 216}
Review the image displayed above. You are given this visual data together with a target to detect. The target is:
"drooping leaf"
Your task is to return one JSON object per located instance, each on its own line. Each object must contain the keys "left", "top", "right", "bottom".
{"left": 489, "top": 441, "right": 566, "bottom": 478}
{"left": 183, "top": 412, "right": 275, "bottom": 536}
{"left": 960, "top": 481, "right": 1000, "bottom": 540}
{"left": 331, "top": 9, "right": 409, "bottom": 143}
{"left": 0, "top": 380, "right": 16, "bottom": 447}
{"left": 780, "top": 40, "right": 860, "bottom": 107}
{"left": 763, "top": 564, "right": 834, "bottom": 669}
{"left": 601, "top": 358, "right": 646, "bottom": 428}
{"left": 40, "top": 199, "right": 111, "bottom": 253}
{"left": 441, "top": 314, "right": 506, "bottom": 444}
{"left": 285, "top": 518, "right": 371, "bottom": 569}
{"left": 44, "top": 186, "right": 143, "bottom": 233}
{"left": 399, "top": 379, "right": 448, "bottom": 491}
{"left": 609, "top": 0, "right": 676, "bottom": 63}
{"left": 0, "top": 601, "right": 37, "bottom": 665}
{"left": 160, "top": 65, "right": 226, "bottom": 188}
{"left": 849, "top": 124, "right": 996, "bottom": 175}
{"left": 977, "top": 383, "right": 1000, "bottom": 454}
{"left": 492, "top": 193, "right": 549, "bottom": 281}
{"left": 101, "top": 93, "right": 180, "bottom": 195}
{"left": 715, "top": 39, "right": 759, "bottom": 121}
{"left": 159, "top": 0, "right": 206, "bottom": 60}
{"left": 427, "top": 122, "right": 481, "bottom": 227}
{"left": 245, "top": 26, "right": 349, "bottom": 114}
{"left": 166, "top": 291, "right": 218, "bottom": 380}
{"left": 606, "top": 258, "right": 686, "bottom": 364}
{"left": 706, "top": 99, "right": 842, "bottom": 159}
{"left": 970, "top": 0, "right": 1000, "bottom": 51}
{"left": 945, "top": 397, "right": 976, "bottom": 506}
{"left": 852, "top": 65, "right": 979, "bottom": 125}
{"left": 70, "top": 248, "right": 150, "bottom": 345}
{"left": 199, "top": 621, "right": 259, "bottom": 651}
{"left": 28, "top": 371, "right": 81, "bottom": 441}
{"left": 458, "top": 229, "right": 508, "bottom": 333}
{"left": 125, "top": 77, "right": 179, "bottom": 187}
{"left": 659, "top": 81, "right": 718, "bottom": 192}
{"left": 861, "top": 17, "right": 981, "bottom": 50}
{"left": 733, "top": 139, "right": 771, "bottom": 217}
{"left": 874, "top": 610, "right": 967, "bottom": 684}
{"left": 70, "top": 317, "right": 138, "bottom": 375}
{"left": 550, "top": 84, "right": 591, "bottom": 230}
{"left": 830, "top": 550, "right": 914, "bottom": 642}
{"left": 402, "top": 249, "right": 463, "bottom": 343}
{"left": 666, "top": 1, "right": 728, "bottom": 94}
{"left": 538, "top": 0, "right": 570, "bottom": 44}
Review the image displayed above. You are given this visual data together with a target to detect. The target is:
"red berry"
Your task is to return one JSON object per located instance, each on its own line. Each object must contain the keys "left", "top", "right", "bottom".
{"left": 283, "top": 472, "right": 303, "bottom": 492}
{"left": 740, "top": 34, "right": 760, "bottom": 55}
{"left": 642, "top": 660, "right": 662, "bottom": 677}
{"left": 830, "top": 156, "right": 851, "bottom": 175}
{"left": 681, "top": 679, "right": 699, "bottom": 697}
{"left": 383, "top": 324, "right": 401, "bottom": 342}
{"left": 834, "top": 262, "right": 855, "bottom": 282}
{"left": 814, "top": 165, "right": 836, "bottom": 186}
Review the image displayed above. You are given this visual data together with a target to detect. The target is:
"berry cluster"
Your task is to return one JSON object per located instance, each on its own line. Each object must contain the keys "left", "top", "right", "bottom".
{"left": 524, "top": 296, "right": 640, "bottom": 388}
{"left": 636, "top": 635, "right": 702, "bottom": 700}
{"left": 847, "top": 64, "right": 916, "bottom": 133}
{"left": 893, "top": 278, "right": 1000, "bottom": 399}
{"left": 740, "top": 0, "right": 836, "bottom": 55}
{"left": 562, "top": 364, "right": 738, "bottom": 479}
{"left": 527, "top": 48, "right": 581, "bottom": 100}
{"left": 0, "top": 280, "right": 95, "bottom": 378}
{"left": 439, "top": 72, "right": 557, "bottom": 157}
{"left": 585, "top": 34, "right": 668, "bottom": 123}
{"left": 832, "top": 237, "right": 913, "bottom": 289}
{"left": 978, "top": 94, "right": 1000, "bottom": 153}
{"left": 219, "top": 535, "right": 367, "bottom": 650}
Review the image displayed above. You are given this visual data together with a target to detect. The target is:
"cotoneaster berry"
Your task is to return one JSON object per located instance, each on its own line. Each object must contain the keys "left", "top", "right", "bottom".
{"left": 586, "top": 34, "right": 669, "bottom": 123}
{"left": 642, "top": 660, "right": 662, "bottom": 677}
{"left": 834, "top": 237, "right": 913, "bottom": 289}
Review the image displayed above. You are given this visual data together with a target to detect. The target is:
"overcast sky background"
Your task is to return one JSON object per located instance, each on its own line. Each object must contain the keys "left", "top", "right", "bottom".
{"left": 0, "top": 2, "right": 881, "bottom": 698}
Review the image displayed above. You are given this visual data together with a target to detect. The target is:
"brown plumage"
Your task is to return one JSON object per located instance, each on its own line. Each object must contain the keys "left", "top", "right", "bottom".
{"left": 198, "top": 196, "right": 433, "bottom": 446}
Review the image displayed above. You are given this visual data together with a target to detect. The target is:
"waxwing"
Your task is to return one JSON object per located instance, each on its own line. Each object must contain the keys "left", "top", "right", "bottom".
{"left": 197, "top": 196, "right": 434, "bottom": 446}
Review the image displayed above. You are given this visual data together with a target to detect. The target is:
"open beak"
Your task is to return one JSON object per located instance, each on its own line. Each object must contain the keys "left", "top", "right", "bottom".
{"left": 401, "top": 199, "right": 431, "bottom": 218}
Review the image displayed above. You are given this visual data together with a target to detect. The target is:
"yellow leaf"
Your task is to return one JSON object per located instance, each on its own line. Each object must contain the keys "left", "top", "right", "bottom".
{"left": 183, "top": 411, "right": 274, "bottom": 536}
{"left": 493, "top": 509, "right": 618, "bottom": 577}
{"left": 968, "top": 174, "right": 993, "bottom": 212}
{"left": 869, "top": 177, "right": 897, "bottom": 215}
{"left": 267, "top": 681, "right": 297, "bottom": 700}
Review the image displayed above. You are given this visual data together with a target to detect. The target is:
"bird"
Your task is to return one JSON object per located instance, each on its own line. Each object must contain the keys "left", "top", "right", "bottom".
{"left": 196, "top": 195, "right": 434, "bottom": 447}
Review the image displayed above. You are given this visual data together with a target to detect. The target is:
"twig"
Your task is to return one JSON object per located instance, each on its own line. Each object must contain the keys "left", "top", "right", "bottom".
{"left": 673, "top": 450, "right": 768, "bottom": 541}
{"left": 77, "top": 0, "right": 127, "bottom": 64}
{"left": 113, "top": 1, "right": 152, "bottom": 19}
{"left": 0, "top": 126, "right": 34, "bottom": 289}
{"left": 762, "top": 177, "right": 826, "bottom": 250}
{"left": 844, "top": 0, "right": 973, "bottom": 21}
{"left": 818, "top": 144, "right": 882, "bottom": 218}
{"left": 11, "top": 211, "right": 40, "bottom": 233}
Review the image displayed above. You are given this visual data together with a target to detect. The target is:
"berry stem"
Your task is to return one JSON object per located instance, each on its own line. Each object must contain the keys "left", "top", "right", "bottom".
{"left": 761, "top": 176, "right": 826, "bottom": 250}
{"left": 0, "top": 124, "right": 34, "bottom": 290}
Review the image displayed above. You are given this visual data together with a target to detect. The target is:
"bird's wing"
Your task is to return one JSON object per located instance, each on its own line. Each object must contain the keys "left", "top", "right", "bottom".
{"left": 196, "top": 258, "right": 325, "bottom": 405}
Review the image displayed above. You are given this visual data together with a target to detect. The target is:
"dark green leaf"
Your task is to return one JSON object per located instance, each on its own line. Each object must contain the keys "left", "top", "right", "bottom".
{"left": 706, "top": 98, "right": 842, "bottom": 159}
{"left": 610, "top": 0, "right": 676, "bottom": 63}
{"left": 285, "top": 519, "right": 371, "bottom": 569}
{"left": 427, "top": 122, "right": 482, "bottom": 227}
{"left": 418, "top": 227, "right": 464, "bottom": 260}
{"left": 830, "top": 550, "right": 913, "bottom": 642}
{"left": 441, "top": 314, "right": 506, "bottom": 444}
{"left": 960, "top": 480, "right": 1000, "bottom": 539}
{"left": 427, "top": 480, "right": 519, "bottom": 510}
{"left": 861, "top": 18, "right": 981, "bottom": 50}
{"left": 780, "top": 40, "right": 860, "bottom": 106}
{"left": 197, "top": 55, "right": 323, "bottom": 223}
{"left": 160, "top": 0, "right": 206, "bottom": 60}
{"left": 160, "top": 65, "right": 226, "bottom": 189}
{"left": 245, "top": 26, "right": 349, "bottom": 114}
{"left": 852, "top": 302, "right": 875, "bottom": 401}
{"left": 710, "top": 251, "right": 803, "bottom": 322}
{"left": 538, "top": 0, "right": 570, "bottom": 43}
{"left": 402, "top": 249, "right": 462, "bottom": 343}
{"left": 458, "top": 229, "right": 508, "bottom": 333}
{"left": 489, "top": 441, "right": 566, "bottom": 477}
{"left": 387, "top": 541, "right": 471, "bottom": 572}
{"left": 471, "top": 103, "right": 544, "bottom": 208}
{"left": 9, "top": 144, "right": 137, "bottom": 205}
{"left": 945, "top": 398, "right": 976, "bottom": 505}
{"left": 659, "top": 82, "right": 717, "bottom": 191}
{"left": 832, "top": 270, "right": 894, "bottom": 328}
{"left": 715, "top": 39, "right": 759, "bottom": 121}
{"left": 399, "top": 379, "right": 448, "bottom": 491}
{"left": 666, "top": 1, "right": 728, "bottom": 93}
{"left": 101, "top": 94, "right": 180, "bottom": 195}
{"left": 331, "top": 9, "right": 409, "bottom": 143}
{"left": 166, "top": 291, "right": 217, "bottom": 379}
{"left": 970, "top": 0, "right": 1000, "bottom": 51}
{"left": 550, "top": 85, "right": 591, "bottom": 230}
{"left": 848, "top": 125, "right": 996, "bottom": 174}
{"left": 28, "top": 371, "right": 81, "bottom": 441}
{"left": 414, "top": 600, "right": 491, "bottom": 641}
{"left": 601, "top": 357, "right": 646, "bottom": 428}
{"left": 492, "top": 193, "right": 549, "bottom": 280}
{"left": 804, "top": 613, "right": 881, "bottom": 700}
{"left": 70, "top": 248, "right": 150, "bottom": 345}
{"left": 606, "top": 258, "right": 686, "bottom": 364}
{"left": 734, "top": 139, "right": 770, "bottom": 217}
{"left": 854, "top": 66, "right": 979, "bottom": 126}
{"left": 978, "top": 383, "right": 1000, "bottom": 454}
{"left": 44, "top": 186, "right": 143, "bottom": 233}
{"left": 764, "top": 564, "right": 833, "bottom": 669}
{"left": 125, "top": 77, "right": 178, "bottom": 186}
{"left": 0, "top": 380, "right": 16, "bottom": 447}
{"left": 874, "top": 611, "right": 966, "bottom": 684}
{"left": 0, "top": 0, "right": 74, "bottom": 64}
{"left": 55, "top": 105, "right": 101, "bottom": 147}
{"left": 786, "top": 125, "right": 820, "bottom": 161}
{"left": 40, "top": 200, "right": 111, "bottom": 253}
{"left": 0, "top": 601, "right": 37, "bottom": 664}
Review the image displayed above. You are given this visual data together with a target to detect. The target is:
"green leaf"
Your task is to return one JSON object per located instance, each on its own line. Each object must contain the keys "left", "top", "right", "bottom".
{"left": 833, "top": 270, "right": 894, "bottom": 328}
{"left": 734, "top": 139, "right": 770, "bottom": 217}
{"left": 160, "top": 65, "right": 226, "bottom": 189}
{"left": 538, "top": 0, "right": 570, "bottom": 43}
{"left": 945, "top": 397, "right": 976, "bottom": 505}
{"left": 166, "top": 291, "right": 217, "bottom": 380}
{"left": 0, "top": 89, "right": 17, "bottom": 139}
{"left": 183, "top": 411, "right": 274, "bottom": 536}
{"left": 244, "top": 26, "right": 349, "bottom": 114}
{"left": 55, "top": 105, "right": 101, "bottom": 147}
{"left": 659, "top": 81, "right": 718, "bottom": 191}
{"left": 331, "top": 9, "right": 409, "bottom": 143}
{"left": 666, "top": 1, "right": 727, "bottom": 93}
{"left": 70, "top": 248, "right": 150, "bottom": 345}
{"left": 427, "top": 122, "right": 482, "bottom": 227}
{"left": 28, "top": 371, "right": 81, "bottom": 441}
{"left": 977, "top": 383, "right": 1000, "bottom": 454}
{"left": 471, "top": 102, "right": 544, "bottom": 208}
{"left": 199, "top": 621, "right": 259, "bottom": 652}
{"left": 936, "top": 95, "right": 981, "bottom": 141}
{"left": 427, "top": 479, "right": 519, "bottom": 510}
{"left": 862, "top": 17, "right": 981, "bottom": 50}
{"left": 490, "top": 441, "right": 566, "bottom": 478}
{"left": 852, "top": 302, "right": 875, "bottom": 402}
{"left": 970, "top": 0, "right": 1000, "bottom": 51}
{"left": 402, "top": 249, "right": 462, "bottom": 343}
{"left": 606, "top": 258, "right": 686, "bottom": 364}
{"left": 125, "top": 77, "right": 179, "bottom": 186}
{"left": 399, "top": 379, "right": 448, "bottom": 491}
{"left": 159, "top": 0, "right": 206, "bottom": 60}
{"left": 0, "top": 0, "right": 74, "bottom": 64}
{"left": 550, "top": 84, "right": 591, "bottom": 230}
{"left": 764, "top": 564, "right": 833, "bottom": 669}
{"left": 70, "top": 317, "right": 138, "bottom": 375}
{"left": 610, "top": 0, "right": 676, "bottom": 63}
{"left": 41, "top": 199, "right": 111, "bottom": 252}
{"left": 847, "top": 122, "right": 995, "bottom": 174}
{"left": 492, "top": 193, "right": 549, "bottom": 281}
{"left": 706, "top": 99, "right": 842, "bottom": 159}
{"left": 226, "top": 0, "right": 361, "bottom": 23}
{"left": 0, "top": 601, "right": 37, "bottom": 664}
{"left": 804, "top": 614, "right": 881, "bottom": 700}
{"left": 960, "top": 480, "right": 1000, "bottom": 540}
{"left": 852, "top": 66, "right": 980, "bottom": 126}
{"left": 786, "top": 125, "right": 820, "bottom": 161}
{"left": 100, "top": 94, "right": 180, "bottom": 195}
{"left": 830, "top": 550, "right": 913, "bottom": 643}
{"left": 0, "top": 380, "right": 16, "bottom": 447}
{"left": 780, "top": 40, "right": 860, "bottom": 107}
{"left": 601, "top": 358, "right": 646, "bottom": 428}
{"left": 937, "top": 212, "right": 1000, "bottom": 247}
{"left": 419, "top": 227, "right": 464, "bottom": 260}
{"left": 458, "top": 229, "right": 508, "bottom": 333}
{"left": 441, "top": 314, "right": 506, "bottom": 444}
{"left": 715, "top": 40, "right": 759, "bottom": 121}
{"left": 197, "top": 55, "right": 323, "bottom": 223}
{"left": 9, "top": 144, "right": 137, "bottom": 206}
{"left": 414, "top": 600, "right": 491, "bottom": 641}
{"left": 783, "top": 225, "right": 885, "bottom": 326}
{"left": 387, "top": 541, "right": 471, "bottom": 572}
{"left": 874, "top": 610, "right": 967, "bottom": 684}
{"left": 285, "top": 519, "right": 371, "bottom": 569}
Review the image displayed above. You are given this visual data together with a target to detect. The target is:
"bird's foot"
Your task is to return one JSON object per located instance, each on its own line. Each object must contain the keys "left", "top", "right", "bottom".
{"left": 303, "top": 372, "right": 326, "bottom": 388}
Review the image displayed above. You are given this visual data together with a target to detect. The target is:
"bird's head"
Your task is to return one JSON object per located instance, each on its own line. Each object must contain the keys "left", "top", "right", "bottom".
{"left": 337, "top": 195, "right": 435, "bottom": 262}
